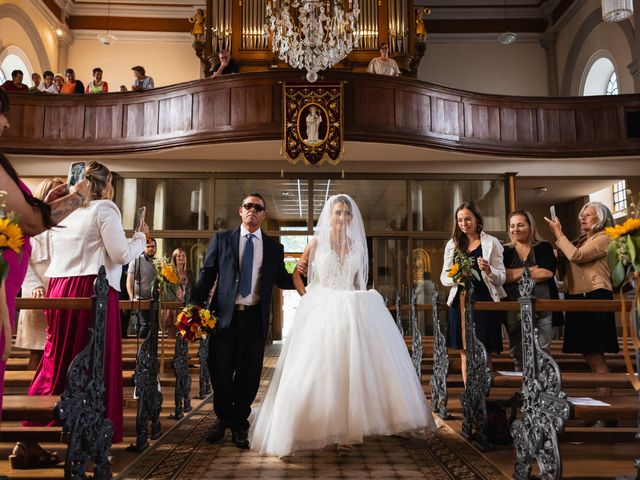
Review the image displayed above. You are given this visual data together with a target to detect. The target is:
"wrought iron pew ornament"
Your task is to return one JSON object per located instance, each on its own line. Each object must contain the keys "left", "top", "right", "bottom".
{"left": 54, "top": 266, "right": 113, "bottom": 480}
{"left": 129, "top": 278, "right": 163, "bottom": 452}
{"left": 429, "top": 288, "right": 450, "bottom": 419}
{"left": 511, "top": 266, "right": 570, "bottom": 480}
{"left": 459, "top": 284, "right": 492, "bottom": 451}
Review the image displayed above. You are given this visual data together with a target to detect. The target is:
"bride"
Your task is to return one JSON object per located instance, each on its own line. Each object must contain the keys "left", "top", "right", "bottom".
{"left": 249, "top": 194, "right": 435, "bottom": 456}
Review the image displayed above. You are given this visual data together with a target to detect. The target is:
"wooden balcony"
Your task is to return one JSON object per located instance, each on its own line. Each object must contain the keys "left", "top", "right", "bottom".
{"left": 2, "top": 70, "right": 639, "bottom": 158}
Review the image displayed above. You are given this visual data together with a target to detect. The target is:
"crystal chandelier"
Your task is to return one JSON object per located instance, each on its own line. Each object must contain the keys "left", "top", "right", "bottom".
{"left": 265, "top": 0, "right": 360, "bottom": 82}
{"left": 602, "top": 0, "right": 633, "bottom": 22}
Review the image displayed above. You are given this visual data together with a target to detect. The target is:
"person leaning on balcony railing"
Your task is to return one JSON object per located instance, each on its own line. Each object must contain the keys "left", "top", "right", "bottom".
{"left": 0, "top": 69, "right": 29, "bottom": 93}
{"left": 37, "top": 71, "right": 59, "bottom": 94}
{"left": 210, "top": 49, "right": 239, "bottom": 78}
{"left": 367, "top": 43, "right": 401, "bottom": 77}
{"left": 545, "top": 202, "right": 620, "bottom": 411}
{"left": 131, "top": 65, "right": 154, "bottom": 91}
{"left": 60, "top": 68, "right": 84, "bottom": 94}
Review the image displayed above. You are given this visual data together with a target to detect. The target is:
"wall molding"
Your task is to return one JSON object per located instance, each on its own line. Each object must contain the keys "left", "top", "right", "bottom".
{"left": 0, "top": 3, "right": 52, "bottom": 72}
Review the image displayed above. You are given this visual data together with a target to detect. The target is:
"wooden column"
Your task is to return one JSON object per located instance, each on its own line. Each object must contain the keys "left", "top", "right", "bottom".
{"left": 505, "top": 172, "right": 517, "bottom": 213}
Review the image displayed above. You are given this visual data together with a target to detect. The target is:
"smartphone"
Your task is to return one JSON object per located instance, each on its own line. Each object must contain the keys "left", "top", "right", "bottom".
{"left": 135, "top": 206, "right": 146, "bottom": 231}
{"left": 549, "top": 205, "right": 557, "bottom": 219}
{"left": 67, "top": 161, "right": 86, "bottom": 187}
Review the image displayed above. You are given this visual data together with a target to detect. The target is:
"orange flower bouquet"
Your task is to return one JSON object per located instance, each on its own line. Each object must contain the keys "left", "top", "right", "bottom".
{"left": 175, "top": 304, "right": 217, "bottom": 342}
{"left": 153, "top": 256, "right": 179, "bottom": 297}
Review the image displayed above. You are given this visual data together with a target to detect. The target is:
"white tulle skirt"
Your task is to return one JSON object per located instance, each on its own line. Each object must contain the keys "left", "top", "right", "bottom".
{"left": 249, "top": 286, "right": 436, "bottom": 457}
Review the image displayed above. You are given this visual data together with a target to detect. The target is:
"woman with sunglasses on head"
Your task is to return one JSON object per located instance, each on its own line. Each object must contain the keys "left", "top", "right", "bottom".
{"left": 503, "top": 210, "right": 561, "bottom": 371}
{"left": 545, "top": 202, "right": 619, "bottom": 402}
{"left": 440, "top": 202, "right": 506, "bottom": 384}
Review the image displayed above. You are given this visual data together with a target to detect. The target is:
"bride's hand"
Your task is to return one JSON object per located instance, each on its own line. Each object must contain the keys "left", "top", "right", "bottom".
{"left": 296, "top": 259, "right": 308, "bottom": 277}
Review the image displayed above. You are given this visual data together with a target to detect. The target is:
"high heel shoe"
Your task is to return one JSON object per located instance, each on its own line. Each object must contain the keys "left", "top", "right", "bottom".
{"left": 9, "top": 442, "right": 61, "bottom": 469}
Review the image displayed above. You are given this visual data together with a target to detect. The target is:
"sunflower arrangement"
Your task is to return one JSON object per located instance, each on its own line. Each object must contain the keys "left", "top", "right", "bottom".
{"left": 447, "top": 249, "right": 481, "bottom": 287}
{"left": 175, "top": 304, "right": 217, "bottom": 342}
{"left": 606, "top": 191, "right": 640, "bottom": 287}
{"left": 153, "top": 256, "right": 179, "bottom": 296}
{"left": 0, "top": 191, "right": 25, "bottom": 278}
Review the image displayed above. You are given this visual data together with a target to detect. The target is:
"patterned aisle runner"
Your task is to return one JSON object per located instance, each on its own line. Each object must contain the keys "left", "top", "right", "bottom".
{"left": 117, "top": 346, "right": 508, "bottom": 480}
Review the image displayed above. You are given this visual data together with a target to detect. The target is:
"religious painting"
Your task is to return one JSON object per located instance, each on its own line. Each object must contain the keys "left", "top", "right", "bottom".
{"left": 282, "top": 83, "right": 343, "bottom": 166}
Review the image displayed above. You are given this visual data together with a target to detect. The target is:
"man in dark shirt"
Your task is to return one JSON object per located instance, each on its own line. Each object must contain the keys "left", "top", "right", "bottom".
{"left": 1, "top": 70, "right": 29, "bottom": 93}
{"left": 212, "top": 49, "right": 239, "bottom": 78}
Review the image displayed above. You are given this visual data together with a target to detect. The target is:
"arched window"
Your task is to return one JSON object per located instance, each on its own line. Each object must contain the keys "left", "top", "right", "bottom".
{"left": 606, "top": 71, "right": 619, "bottom": 95}
{"left": 581, "top": 52, "right": 619, "bottom": 96}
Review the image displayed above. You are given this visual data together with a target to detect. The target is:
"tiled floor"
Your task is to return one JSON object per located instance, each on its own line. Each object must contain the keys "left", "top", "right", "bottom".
{"left": 118, "top": 346, "right": 508, "bottom": 480}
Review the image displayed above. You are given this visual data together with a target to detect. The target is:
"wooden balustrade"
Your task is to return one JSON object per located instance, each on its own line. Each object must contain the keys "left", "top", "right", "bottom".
{"left": 2, "top": 71, "right": 639, "bottom": 158}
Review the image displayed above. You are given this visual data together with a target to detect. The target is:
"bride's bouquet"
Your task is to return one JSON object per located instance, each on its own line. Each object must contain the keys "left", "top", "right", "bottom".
{"left": 447, "top": 249, "right": 481, "bottom": 287}
{"left": 0, "top": 191, "right": 25, "bottom": 273}
{"left": 175, "top": 304, "right": 217, "bottom": 342}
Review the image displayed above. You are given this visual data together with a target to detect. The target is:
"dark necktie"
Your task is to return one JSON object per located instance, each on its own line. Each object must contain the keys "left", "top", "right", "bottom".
{"left": 239, "top": 233, "right": 254, "bottom": 297}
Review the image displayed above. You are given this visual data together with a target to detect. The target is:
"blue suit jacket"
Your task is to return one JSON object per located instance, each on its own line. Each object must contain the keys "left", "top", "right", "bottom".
{"left": 191, "top": 227, "right": 294, "bottom": 340}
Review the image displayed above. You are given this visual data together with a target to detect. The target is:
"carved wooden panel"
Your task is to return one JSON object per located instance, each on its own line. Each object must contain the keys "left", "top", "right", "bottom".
{"left": 159, "top": 95, "right": 193, "bottom": 134}
{"left": 193, "top": 90, "right": 231, "bottom": 130}
{"left": 395, "top": 89, "right": 431, "bottom": 133}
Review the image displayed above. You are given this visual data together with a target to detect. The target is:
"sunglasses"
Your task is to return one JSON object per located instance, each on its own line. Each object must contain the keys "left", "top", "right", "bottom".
{"left": 242, "top": 202, "right": 265, "bottom": 212}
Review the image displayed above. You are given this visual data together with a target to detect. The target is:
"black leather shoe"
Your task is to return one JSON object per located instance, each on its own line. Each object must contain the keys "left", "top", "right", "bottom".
{"left": 206, "top": 420, "right": 228, "bottom": 443}
{"left": 231, "top": 429, "right": 250, "bottom": 449}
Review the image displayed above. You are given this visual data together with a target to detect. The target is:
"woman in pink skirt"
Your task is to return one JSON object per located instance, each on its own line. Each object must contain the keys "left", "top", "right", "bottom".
{"left": 17, "top": 161, "right": 147, "bottom": 468}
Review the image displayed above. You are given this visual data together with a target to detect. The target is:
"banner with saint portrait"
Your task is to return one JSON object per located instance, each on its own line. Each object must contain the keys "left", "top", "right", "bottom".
{"left": 282, "top": 83, "right": 343, "bottom": 166}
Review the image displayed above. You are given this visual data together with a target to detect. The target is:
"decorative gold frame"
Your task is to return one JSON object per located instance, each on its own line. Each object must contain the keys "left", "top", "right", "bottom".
{"left": 282, "top": 83, "right": 344, "bottom": 166}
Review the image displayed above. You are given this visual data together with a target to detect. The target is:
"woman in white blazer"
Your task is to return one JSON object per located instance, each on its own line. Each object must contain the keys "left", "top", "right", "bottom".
{"left": 25, "top": 162, "right": 148, "bottom": 450}
{"left": 440, "top": 202, "right": 506, "bottom": 384}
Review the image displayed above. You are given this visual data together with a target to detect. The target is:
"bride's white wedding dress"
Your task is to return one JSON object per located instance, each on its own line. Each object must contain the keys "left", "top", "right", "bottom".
{"left": 249, "top": 248, "right": 436, "bottom": 457}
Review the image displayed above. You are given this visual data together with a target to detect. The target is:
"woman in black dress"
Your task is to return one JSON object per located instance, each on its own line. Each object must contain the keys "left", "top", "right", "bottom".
{"left": 503, "top": 210, "right": 561, "bottom": 371}
{"left": 440, "top": 202, "right": 506, "bottom": 384}
{"left": 545, "top": 202, "right": 618, "bottom": 398}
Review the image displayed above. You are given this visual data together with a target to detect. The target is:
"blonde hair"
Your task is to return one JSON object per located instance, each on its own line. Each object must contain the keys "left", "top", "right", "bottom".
{"left": 171, "top": 247, "right": 188, "bottom": 272}
{"left": 505, "top": 209, "right": 547, "bottom": 247}
{"left": 84, "top": 161, "right": 112, "bottom": 200}
{"left": 33, "top": 177, "right": 64, "bottom": 201}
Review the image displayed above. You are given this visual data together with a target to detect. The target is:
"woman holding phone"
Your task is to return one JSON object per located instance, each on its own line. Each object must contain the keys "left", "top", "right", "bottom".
{"left": 15, "top": 162, "right": 148, "bottom": 468}
{"left": 545, "top": 202, "right": 619, "bottom": 402}
{"left": 1, "top": 89, "right": 90, "bottom": 467}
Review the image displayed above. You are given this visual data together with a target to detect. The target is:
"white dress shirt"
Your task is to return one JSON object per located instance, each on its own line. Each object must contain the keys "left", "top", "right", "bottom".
{"left": 46, "top": 199, "right": 146, "bottom": 291}
{"left": 235, "top": 226, "right": 263, "bottom": 306}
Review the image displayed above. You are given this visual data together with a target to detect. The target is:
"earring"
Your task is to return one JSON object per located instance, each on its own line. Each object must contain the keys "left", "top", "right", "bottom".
{"left": 477, "top": 224, "right": 483, "bottom": 232}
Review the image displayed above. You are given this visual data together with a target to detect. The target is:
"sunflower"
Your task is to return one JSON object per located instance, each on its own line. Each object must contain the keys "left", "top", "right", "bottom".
{"left": 447, "top": 263, "right": 460, "bottom": 278}
{"left": 0, "top": 217, "right": 24, "bottom": 254}
{"left": 161, "top": 265, "right": 179, "bottom": 284}
{"left": 605, "top": 218, "right": 640, "bottom": 239}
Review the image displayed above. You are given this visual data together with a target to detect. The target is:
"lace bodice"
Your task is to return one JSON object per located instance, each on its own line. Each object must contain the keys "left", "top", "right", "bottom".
{"left": 312, "top": 248, "right": 361, "bottom": 290}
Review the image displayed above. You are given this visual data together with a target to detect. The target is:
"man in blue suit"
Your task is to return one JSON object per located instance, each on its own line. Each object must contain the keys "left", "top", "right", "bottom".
{"left": 191, "top": 193, "right": 294, "bottom": 449}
